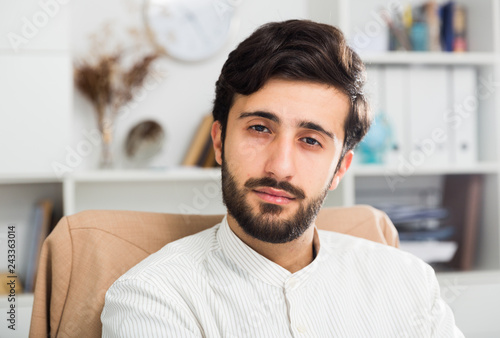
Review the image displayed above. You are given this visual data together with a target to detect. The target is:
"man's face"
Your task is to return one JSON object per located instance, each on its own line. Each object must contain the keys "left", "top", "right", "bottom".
{"left": 212, "top": 78, "right": 353, "bottom": 243}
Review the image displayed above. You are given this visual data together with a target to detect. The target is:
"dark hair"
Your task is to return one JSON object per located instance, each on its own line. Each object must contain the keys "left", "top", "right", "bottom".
{"left": 213, "top": 19, "right": 371, "bottom": 165}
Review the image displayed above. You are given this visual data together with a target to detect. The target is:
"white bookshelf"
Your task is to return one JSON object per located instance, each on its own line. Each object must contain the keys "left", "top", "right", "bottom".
{"left": 352, "top": 162, "right": 500, "bottom": 176}
{"left": 0, "top": 0, "right": 499, "bottom": 335}
{"left": 69, "top": 167, "right": 222, "bottom": 182}
{"left": 307, "top": 0, "right": 500, "bottom": 335}
{"left": 64, "top": 167, "right": 225, "bottom": 216}
{"left": 0, "top": 173, "right": 61, "bottom": 185}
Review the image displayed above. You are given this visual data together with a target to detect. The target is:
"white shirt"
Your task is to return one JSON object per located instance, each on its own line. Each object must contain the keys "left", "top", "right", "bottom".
{"left": 101, "top": 215, "right": 464, "bottom": 337}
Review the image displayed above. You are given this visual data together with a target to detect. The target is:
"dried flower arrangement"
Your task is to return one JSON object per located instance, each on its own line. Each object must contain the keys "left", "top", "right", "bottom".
{"left": 73, "top": 23, "right": 161, "bottom": 168}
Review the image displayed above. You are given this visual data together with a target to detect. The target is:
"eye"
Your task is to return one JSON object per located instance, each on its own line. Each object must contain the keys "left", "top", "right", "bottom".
{"left": 249, "top": 125, "right": 270, "bottom": 133}
{"left": 301, "top": 137, "right": 322, "bottom": 148}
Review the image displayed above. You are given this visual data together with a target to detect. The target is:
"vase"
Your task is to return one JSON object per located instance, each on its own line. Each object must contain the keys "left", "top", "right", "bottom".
{"left": 99, "top": 118, "right": 114, "bottom": 169}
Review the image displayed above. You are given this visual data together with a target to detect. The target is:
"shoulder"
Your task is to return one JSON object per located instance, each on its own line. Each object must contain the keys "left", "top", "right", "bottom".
{"left": 114, "top": 223, "right": 222, "bottom": 285}
{"left": 318, "top": 231, "right": 437, "bottom": 308}
{"left": 102, "top": 225, "right": 222, "bottom": 329}
{"left": 319, "top": 230, "right": 434, "bottom": 283}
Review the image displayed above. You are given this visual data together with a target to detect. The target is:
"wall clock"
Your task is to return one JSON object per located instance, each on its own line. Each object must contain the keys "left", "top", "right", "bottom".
{"left": 144, "top": 0, "right": 239, "bottom": 62}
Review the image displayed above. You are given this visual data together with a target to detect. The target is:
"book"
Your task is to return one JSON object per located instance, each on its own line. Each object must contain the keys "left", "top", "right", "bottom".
{"left": 182, "top": 114, "right": 214, "bottom": 166}
{"left": 24, "top": 199, "right": 54, "bottom": 292}
{"left": 196, "top": 131, "right": 214, "bottom": 167}
{"left": 0, "top": 273, "right": 23, "bottom": 295}
{"left": 425, "top": 1, "right": 441, "bottom": 51}
{"left": 453, "top": 4, "right": 467, "bottom": 52}
{"left": 442, "top": 174, "right": 483, "bottom": 270}
{"left": 440, "top": 1, "right": 467, "bottom": 52}
{"left": 440, "top": 1, "right": 455, "bottom": 52}
{"left": 202, "top": 140, "right": 217, "bottom": 168}
{"left": 386, "top": 1, "right": 467, "bottom": 52}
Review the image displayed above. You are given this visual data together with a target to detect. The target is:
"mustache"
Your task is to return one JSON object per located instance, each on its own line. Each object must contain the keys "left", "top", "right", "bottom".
{"left": 244, "top": 177, "right": 306, "bottom": 200}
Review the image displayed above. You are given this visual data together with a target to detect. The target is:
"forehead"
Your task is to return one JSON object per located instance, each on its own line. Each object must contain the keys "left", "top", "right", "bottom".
{"left": 229, "top": 78, "right": 351, "bottom": 140}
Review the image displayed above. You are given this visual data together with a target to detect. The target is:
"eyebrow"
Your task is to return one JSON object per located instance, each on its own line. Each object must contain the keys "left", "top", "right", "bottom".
{"left": 298, "top": 121, "right": 335, "bottom": 140}
{"left": 238, "top": 111, "right": 336, "bottom": 140}
{"left": 238, "top": 111, "right": 279, "bottom": 123}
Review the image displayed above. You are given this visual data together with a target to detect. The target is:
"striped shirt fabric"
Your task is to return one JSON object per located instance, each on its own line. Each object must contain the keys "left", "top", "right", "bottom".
{"left": 101, "top": 215, "right": 464, "bottom": 337}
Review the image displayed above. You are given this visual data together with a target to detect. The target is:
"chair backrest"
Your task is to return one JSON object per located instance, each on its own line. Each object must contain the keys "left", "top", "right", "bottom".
{"left": 29, "top": 205, "right": 398, "bottom": 337}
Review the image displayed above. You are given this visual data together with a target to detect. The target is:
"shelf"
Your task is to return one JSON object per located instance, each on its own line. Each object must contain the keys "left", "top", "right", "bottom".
{"left": 360, "top": 52, "right": 498, "bottom": 66}
{"left": 436, "top": 270, "right": 500, "bottom": 285}
{"left": 0, "top": 49, "right": 70, "bottom": 55}
{"left": 352, "top": 163, "right": 499, "bottom": 176}
{"left": 68, "top": 167, "right": 221, "bottom": 182}
{"left": 0, "top": 173, "right": 61, "bottom": 184}
{"left": 1, "top": 163, "right": 497, "bottom": 185}
{"left": 0, "top": 292, "right": 34, "bottom": 307}
{"left": 400, "top": 241, "right": 458, "bottom": 264}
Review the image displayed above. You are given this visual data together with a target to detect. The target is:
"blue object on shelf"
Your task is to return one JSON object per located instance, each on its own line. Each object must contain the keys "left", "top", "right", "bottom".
{"left": 440, "top": 1, "right": 455, "bottom": 52}
{"left": 357, "top": 113, "right": 393, "bottom": 164}
{"left": 410, "top": 22, "right": 428, "bottom": 51}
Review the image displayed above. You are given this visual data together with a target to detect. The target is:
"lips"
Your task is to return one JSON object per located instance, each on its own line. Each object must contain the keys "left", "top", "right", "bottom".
{"left": 254, "top": 187, "right": 295, "bottom": 199}
{"left": 253, "top": 187, "right": 296, "bottom": 205}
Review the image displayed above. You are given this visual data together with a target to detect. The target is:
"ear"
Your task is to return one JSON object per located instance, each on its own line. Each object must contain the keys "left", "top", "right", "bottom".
{"left": 328, "top": 150, "right": 354, "bottom": 191}
{"left": 211, "top": 121, "right": 223, "bottom": 165}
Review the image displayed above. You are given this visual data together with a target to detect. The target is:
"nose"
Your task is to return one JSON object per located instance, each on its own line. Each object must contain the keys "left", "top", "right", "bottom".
{"left": 263, "top": 134, "right": 296, "bottom": 181}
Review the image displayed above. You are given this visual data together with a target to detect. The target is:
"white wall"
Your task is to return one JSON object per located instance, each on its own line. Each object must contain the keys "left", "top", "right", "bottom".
{"left": 0, "top": 0, "right": 308, "bottom": 175}
{"left": 69, "top": 0, "right": 309, "bottom": 172}
{"left": 0, "top": 0, "right": 71, "bottom": 174}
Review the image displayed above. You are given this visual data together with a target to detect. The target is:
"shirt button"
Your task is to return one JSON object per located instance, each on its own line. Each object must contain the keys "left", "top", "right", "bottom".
{"left": 297, "top": 324, "right": 307, "bottom": 333}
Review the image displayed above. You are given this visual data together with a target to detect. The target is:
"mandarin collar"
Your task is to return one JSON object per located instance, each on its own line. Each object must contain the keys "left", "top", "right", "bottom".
{"left": 217, "top": 215, "right": 325, "bottom": 289}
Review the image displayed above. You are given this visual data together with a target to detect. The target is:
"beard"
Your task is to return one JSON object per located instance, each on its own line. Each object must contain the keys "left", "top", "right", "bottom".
{"left": 221, "top": 160, "right": 333, "bottom": 244}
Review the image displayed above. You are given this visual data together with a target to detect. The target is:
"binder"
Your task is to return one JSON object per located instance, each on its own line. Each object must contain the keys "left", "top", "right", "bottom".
{"left": 408, "top": 66, "right": 451, "bottom": 167}
{"left": 383, "top": 66, "right": 409, "bottom": 165}
{"left": 365, "top": 66, "right": 382, "bottom": 115}
{"left": 449, "top": 66, "right": 477, "bottom": 164}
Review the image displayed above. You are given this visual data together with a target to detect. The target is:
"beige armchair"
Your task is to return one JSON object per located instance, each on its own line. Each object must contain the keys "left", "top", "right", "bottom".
{"left": 29, "top": 206, "right": 399, "bottom": 337}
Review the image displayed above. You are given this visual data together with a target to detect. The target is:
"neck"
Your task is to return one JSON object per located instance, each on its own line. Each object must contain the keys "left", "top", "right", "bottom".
{"left": 226, "top": 214, "right": 316, "bottom": 273}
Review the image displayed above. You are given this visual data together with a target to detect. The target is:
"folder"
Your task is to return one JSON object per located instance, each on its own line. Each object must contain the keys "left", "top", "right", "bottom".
{"left": 383, "top": 66, "right": 409, "bottom": 165}
{"left": 365, "top": 66, "right": 382, "bottom": 115}
{"left": 408, "top": 66, "right": 451, "bottom": 167}
{"left": 365, "top": 66, "right": 383, "bottom": 116}
{"left": 449, "top": 66, "right": 477, "bottom": 164}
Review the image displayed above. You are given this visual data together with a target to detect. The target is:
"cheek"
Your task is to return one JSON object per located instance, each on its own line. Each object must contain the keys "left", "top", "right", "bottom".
{"left": 303, "top": 173, "right": 327, "bottom": 194}
{"left": 227, "top": 136, "right": 263, "bottom": 166}
{"left": 298, "top": 155, "right": 337, "bottom": 192}
{"left": 224, "top": 139, "right": 262, "bottom": 179}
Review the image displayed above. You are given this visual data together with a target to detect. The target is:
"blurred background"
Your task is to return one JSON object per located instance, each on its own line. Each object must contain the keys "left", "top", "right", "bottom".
{"left": 1, "top": 0, "right": 499, "bottom": 336}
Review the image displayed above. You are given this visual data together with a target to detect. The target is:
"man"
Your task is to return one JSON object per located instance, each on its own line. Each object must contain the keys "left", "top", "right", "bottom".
{"left": 101, "top": 20, "right": 463, "bottom": 337}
